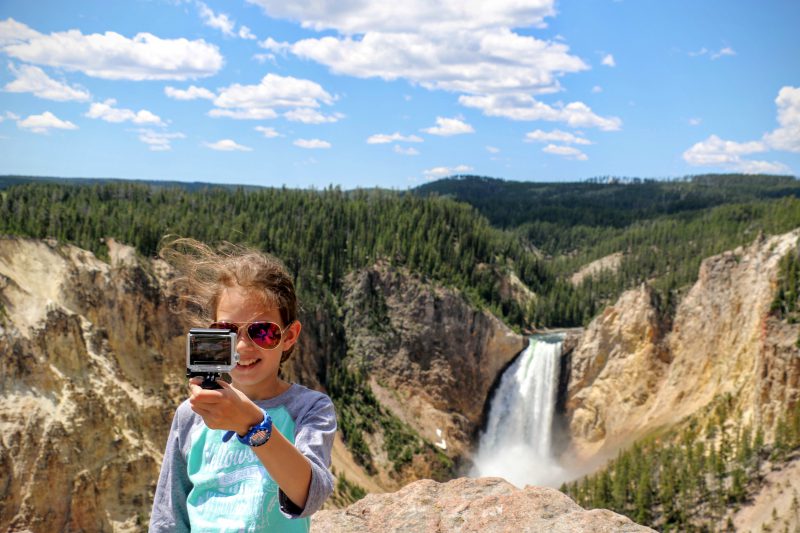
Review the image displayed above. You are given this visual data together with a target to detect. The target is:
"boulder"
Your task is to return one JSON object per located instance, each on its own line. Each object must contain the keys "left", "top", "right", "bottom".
{"left": 313, "top": 477, "right": 655, "bottom": 533}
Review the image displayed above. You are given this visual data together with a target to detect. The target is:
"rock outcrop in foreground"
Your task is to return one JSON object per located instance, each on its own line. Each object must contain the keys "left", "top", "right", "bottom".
{"left": 313, "top": 477, "right": 655, "bottom": 532}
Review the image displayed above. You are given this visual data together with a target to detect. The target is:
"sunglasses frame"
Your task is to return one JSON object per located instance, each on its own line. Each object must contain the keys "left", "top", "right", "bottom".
{"left": 209, "top": 320, "right": 293, "bottom": 351}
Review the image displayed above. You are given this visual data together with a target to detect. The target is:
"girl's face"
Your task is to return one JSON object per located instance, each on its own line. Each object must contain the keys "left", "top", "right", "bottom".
{"left": 215, "top": 284, "right": 300, "bottom": 400}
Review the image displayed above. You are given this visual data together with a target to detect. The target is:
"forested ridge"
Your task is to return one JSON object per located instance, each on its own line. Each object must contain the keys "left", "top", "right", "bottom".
{"left": 3, "top": 174, "right": 800, "bottom": 329}
{"left": 0, "top": 180, "right": 546, "bottom": 324}
{"left": 415, "top": 173, "right": 800, "bottom": 233}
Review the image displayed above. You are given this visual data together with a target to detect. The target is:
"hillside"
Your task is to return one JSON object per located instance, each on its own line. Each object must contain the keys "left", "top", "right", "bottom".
{"left": 414, "top": 174, "right": 800, "bottom": 232}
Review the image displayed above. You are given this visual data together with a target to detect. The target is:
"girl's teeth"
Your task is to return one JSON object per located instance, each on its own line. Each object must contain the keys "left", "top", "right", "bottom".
{"left": 239, "top": 359, "right": 259, "bottom": 366}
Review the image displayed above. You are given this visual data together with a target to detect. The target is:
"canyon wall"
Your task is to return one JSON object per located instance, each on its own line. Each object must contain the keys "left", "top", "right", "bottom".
{"left": 0, "top": 238, "right": 183, "bottom": 531}
{"left": 341, "top": 263, "right": 526, "bottom": 484}
{"left": 565, "top": 230, "right": 800, "bottom": 459}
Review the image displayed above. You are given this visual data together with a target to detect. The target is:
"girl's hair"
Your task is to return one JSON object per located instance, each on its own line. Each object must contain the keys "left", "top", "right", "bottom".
{"left": 160, "top": 237, "right": 299, "bottom": 363}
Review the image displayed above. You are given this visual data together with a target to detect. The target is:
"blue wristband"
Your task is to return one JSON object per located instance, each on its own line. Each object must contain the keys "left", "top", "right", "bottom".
{"left": 237, "top": 410, "right": 273, "bottom": 447}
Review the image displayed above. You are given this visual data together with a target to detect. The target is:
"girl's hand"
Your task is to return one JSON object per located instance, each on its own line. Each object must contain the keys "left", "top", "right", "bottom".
{"left": 188, "top": 377, "right": 264, "bottom": 436}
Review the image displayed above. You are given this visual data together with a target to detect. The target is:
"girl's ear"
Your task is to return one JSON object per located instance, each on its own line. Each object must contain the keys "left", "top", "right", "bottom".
{"left": 282, "top": 320, "right": 302, "bottom": 351}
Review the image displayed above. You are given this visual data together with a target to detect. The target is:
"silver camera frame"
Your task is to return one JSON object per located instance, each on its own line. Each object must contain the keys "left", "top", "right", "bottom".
{"left": 186, "top": 328, "right": 239, "bottom": 374}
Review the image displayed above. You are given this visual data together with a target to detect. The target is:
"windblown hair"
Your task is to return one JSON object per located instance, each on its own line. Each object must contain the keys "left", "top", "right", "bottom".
{"left": 160, "top": 236, "right": 299, "bottom": 363}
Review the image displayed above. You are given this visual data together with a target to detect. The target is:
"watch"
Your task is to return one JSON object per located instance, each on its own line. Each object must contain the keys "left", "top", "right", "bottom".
{"left": 237, "top": 410, "right": 273, "bottom": 447}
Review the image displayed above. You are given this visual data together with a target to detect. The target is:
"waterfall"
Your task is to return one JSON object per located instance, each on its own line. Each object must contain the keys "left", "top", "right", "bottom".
{"left": 471, "top": 333, "right": 565, "bottom": 488}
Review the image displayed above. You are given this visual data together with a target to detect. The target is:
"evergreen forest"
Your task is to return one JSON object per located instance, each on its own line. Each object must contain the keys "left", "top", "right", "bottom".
{"left": 3, "top": 173, "right": 800, "bottom": 330}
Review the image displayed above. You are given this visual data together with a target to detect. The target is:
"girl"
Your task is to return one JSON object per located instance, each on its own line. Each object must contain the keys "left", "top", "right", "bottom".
{"left": 150, "top": 238, "right": 336, "bottom": 532}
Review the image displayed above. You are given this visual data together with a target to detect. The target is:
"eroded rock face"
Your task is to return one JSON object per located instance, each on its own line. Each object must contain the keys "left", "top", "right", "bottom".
{"left": 342, "top": 263, "right": 527, "bottom": 463}
{"left": 312, "top": 477, "right": 656, "bottom": 533}
{"left": 565, "top": 231, "right": 800, "bottom": 459}
{"left": 565, "top": 284, "right": 669, "bottom": 457}
{"left": 0, "top": 237, "right": 186, "bottom": 532}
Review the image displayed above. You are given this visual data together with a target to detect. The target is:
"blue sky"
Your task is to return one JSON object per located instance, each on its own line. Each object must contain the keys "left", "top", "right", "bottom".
{"left": 0, "top": 0, "right": 797, "bottom": 189}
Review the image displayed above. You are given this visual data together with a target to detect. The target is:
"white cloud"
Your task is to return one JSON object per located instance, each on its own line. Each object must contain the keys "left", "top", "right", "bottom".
{"left": 288, "top": 29, "right": 585, "bottom": 96}
{"left": 460, "top": 93, "right": 621, "bottom": 130}
{"left": 5, "top": 63, "right": 90, "bottom": 101}
{"left": 422, "top": 116, "right": 474, "bottom": 136}
{"left": 238, "top": 26, "right": 257, "bottom": 40}
{"left": 17, "top": 111, "right": 77, "bottom": 134}
{"left": 137, "top": 129, "right": 185, "bottom": 151}
{"left": 195, "top": 2, "right": 255, "bottom": 40}
{"left": 255, "top": 125, "right": 281, "bottom": 138}
{"left": 366, "top": 132, "right": 424, "bottom": 144}
{"left": 242, "top": 2, "right": 614, "bottom": 130}
{"left": 86, "top": 99, "right": 164, "bottom": 126}
{"left": 205, "top": 139, "right": 252, "bottom": 151}
{"left": 259, "top": 37, "right": 291, "bottom": 53}
{"left": 683, "top": 86, "right": 799, "bottom": 174}
{"left": 711, "top": 46, "right": 735, "bottom": 60}
{"left": 733, "top": 159, "right": 791, "bottom": 174}
{"left": 688, "top": 117, "right": 702, "bottom": 126}
{"left": 165, "top": 85, "right": 215, "bottom": 100}
{"left": 393, "top": 144, "right": 419, "bottom": 156}
{"left": 763, "top": 86, "right": 800, "bottom": 153}
{"left": 283, "top": 108, "right": 344, "bottom": 124}
{"left": 601, "top": 54, "right": 615, "bottom": 67}
{"left": 208, "top": 108, "right": 278, "bottom": 120}
{"left": 682, "top": 135, "right": 788, "bottom": 174}
{"left": 683, "top": 135, "right": 765, "bottom": 165}
{"left": 244, "top": 1, "right": 556, "bottom": 34}
{"left": 0, "top": 18, "right": 222, "bottom": 80}
{"left": 294, "top": 138, "right": 331, "bottom": 149}
{"left": 485, "top": 145, "right": 500, "bottom": 153}
{"left": 211, "top": 73, "right": 336, "bottom": 121}
{"left": 422, "top": 164, "right": 473, "bottom": 179}
{"left": 542, "top": 143, "right": 588, "bottom": 160}
{"left": 0, "top": 110, "right": 20, "bottom": 122}
{"left": 689, "top": 46, "right": 736, "bottom": 60}
{"left": 252, "top": 53, "right": 276, "bottom": 64}
{"left": 197, "top": 2, "right": 235, "bottom": 36}
{"left": 592, "top": 85, "right": 603, "bottom": 93}
{"left": 0, "top": 18, "right": 40, "bottom": 46}
{"left": 525, "top": 129, "right": 591, "bottom": 145}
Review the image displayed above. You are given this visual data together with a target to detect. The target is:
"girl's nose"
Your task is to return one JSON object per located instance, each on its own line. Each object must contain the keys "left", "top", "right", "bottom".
{"left": 237, "top": 333, "right": 252, "bottom": 351}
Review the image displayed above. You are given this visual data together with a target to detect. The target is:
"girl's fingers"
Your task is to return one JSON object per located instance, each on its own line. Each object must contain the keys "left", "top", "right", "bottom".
{"left": 190, "top": 388, "right": 225, "bottom": 403}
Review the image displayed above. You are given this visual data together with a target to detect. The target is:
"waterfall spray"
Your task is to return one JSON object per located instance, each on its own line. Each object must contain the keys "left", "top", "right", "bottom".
{"left": 471, "top": 334, "right": 565, "bottom": 487}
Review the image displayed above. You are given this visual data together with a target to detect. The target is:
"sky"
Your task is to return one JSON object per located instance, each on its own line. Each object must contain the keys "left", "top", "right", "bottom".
{"left": 0, "top": 0, "right": 798, "bottom": 190}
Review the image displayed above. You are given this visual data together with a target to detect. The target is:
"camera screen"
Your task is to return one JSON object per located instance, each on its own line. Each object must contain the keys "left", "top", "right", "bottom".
{"left": 190, "top": 335, "right": 232, "bottom": 365}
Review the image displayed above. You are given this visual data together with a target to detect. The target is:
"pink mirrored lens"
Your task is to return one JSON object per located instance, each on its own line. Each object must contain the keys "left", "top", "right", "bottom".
{"left": 247, "top": 322, "right": 282, "bottom": 349}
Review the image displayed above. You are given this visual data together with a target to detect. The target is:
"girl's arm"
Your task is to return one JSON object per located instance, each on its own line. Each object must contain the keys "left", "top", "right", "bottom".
{"left": 188, "top": 380, "right": 336, "bottom": 515}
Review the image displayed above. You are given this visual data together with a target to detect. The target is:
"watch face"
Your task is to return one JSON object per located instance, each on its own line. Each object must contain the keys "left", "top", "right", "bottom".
{"left": 250, "top": 428, "right": 270, "bottom": 446}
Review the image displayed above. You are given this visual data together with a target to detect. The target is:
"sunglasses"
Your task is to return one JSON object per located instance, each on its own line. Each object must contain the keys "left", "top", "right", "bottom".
{"left": 209, "top": 321, "right": 291, "bottom": 351}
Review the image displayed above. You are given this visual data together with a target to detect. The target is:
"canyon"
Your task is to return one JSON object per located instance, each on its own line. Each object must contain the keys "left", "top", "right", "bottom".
{"left": 0, "top": 229, "right": 798, "bottom": 531}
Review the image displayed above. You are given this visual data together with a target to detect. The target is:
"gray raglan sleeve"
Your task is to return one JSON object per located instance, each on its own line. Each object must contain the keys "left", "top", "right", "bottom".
{"left": 279, "top": 392, "right": 337, "bottom": 518}
{"left": 149, "top": 402, "right": 193, "bottom": 533}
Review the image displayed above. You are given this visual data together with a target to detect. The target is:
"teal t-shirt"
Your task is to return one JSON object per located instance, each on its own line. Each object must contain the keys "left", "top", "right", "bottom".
{"left": 149, "top": 384, "right": 337, "bottom": 533}
{"left": 186, "top": 407, "right": 309, "bottom": 532}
